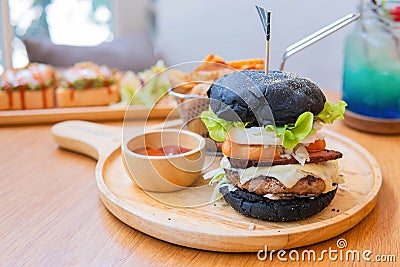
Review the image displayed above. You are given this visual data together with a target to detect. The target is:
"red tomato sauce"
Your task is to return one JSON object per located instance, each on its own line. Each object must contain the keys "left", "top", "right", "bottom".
{"left": 133, "top": 146, "right": 191, "bottom": 156}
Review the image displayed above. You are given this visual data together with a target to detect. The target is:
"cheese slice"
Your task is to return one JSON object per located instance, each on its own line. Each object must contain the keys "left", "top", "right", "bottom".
{"left": 220, "top": 157, "right": 340, "bottom": 193}
{"left": 227, "top": 126, "right": 324, "bottom": 145}
{"left": 228, "top": 127, "right": 280, "bottom": 145}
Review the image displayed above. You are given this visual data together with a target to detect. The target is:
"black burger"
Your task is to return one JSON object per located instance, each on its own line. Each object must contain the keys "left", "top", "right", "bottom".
{"left": 201, "top": 70, "right": 346, "bottom": 222}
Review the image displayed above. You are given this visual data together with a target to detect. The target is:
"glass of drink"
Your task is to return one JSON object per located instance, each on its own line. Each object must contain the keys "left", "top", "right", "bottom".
{"left": 343, "top": 0, "right": 400, "bottom": 132}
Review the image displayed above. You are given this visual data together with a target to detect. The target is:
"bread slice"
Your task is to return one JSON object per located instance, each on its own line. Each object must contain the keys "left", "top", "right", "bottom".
{"left": 56, "top": 84, "right": 120, "bottom": 108}
{"left": 0, "top": 87, "right": 55, "bottom": 110}
{"left": 0, "top": 63, "right": 56, "bottom": 110}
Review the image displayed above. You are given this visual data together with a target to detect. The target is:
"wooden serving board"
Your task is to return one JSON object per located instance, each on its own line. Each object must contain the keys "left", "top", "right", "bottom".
{"left": 51, "top": 121, "right": 382, "bottom": 252}
{"left": 0, "top": 103, "right": 178, "bottom": 126}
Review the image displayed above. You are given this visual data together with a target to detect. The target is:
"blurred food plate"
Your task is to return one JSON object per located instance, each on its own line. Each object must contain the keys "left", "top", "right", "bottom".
{"left": 0, "top": 60, "right": 179, "bottom": 125}
{"left": 0, "top": 100, "right": 178, "bottom": 126}
{"left": 0, "top": 55, "right": 263, "bottom": 125}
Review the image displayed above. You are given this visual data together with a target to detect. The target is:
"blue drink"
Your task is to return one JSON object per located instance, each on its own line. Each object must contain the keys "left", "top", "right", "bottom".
{"left": 343, "top": 2, "right": 400, "bottom": 119}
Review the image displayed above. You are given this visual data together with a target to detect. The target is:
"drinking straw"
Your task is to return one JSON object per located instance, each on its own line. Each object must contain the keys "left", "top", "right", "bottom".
{"left": 369, "top": 0, "right": 400, "bottom": 57}
{"left": 280, "top": 14, "right": 360, "bottom": 70}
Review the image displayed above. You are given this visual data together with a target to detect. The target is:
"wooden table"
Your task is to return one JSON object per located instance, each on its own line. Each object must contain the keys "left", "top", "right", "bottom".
{"left": 1, "top": 92, "right": 399, "bottom": 266}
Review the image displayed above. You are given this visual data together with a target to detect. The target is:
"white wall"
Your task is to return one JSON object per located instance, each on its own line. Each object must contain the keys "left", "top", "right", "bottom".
{"left": 154, "top": 0, "right": 359, "bottom": 91}
{"left": 112, "top": 0, "right": 150, "bottom": 37}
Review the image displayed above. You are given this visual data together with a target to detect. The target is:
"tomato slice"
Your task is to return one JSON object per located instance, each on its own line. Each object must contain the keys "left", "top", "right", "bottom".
{"left": 305, "top": 139, "right": 326, "bottom": 153}
{"left": 221, "top": 139, "right": 326, "bottom": 161}
{"left": 221, "top": 140, "right": 280, "bottom": 161}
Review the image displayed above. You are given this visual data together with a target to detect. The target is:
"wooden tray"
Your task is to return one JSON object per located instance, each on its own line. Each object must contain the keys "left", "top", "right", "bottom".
{"left": 0, "top": 103, "right": 178, "bottom": 126}
{"left": 344, "top": 110, "right": 400, "bottom": 134}
{"left": 51, "top": 121, "right": 382, "bottom": 252}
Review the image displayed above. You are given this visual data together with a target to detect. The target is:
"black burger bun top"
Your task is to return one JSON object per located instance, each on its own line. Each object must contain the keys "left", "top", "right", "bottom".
{"left": 207, "top": 70, "right": 326, "bottom": 126}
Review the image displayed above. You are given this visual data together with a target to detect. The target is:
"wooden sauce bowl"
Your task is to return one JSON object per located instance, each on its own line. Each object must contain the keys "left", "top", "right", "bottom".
{"left": 122, "top": 129, "right": 206, "bottom": 192}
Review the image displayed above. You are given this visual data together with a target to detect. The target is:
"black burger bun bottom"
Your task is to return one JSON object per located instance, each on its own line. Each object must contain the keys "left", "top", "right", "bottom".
{"left": 207, "top": 70, "right": 326, "bottom": 126}
{"left": 220, "top": 186, "right": 337, "bottom": 222}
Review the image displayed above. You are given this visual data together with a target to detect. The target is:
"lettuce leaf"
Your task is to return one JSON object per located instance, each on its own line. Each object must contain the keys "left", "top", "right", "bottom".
{"left": 118, "top": 60, "right": 169, "bottom": 108}
{"left": 265, "top": 100, "right": 347, "bottom": 149}
{"left": 316, "top": 100, "right": 347, "bottom": 123}
{"left": 200, "top": 109, "right": 233, "bottom": 142}
{"left": 200, "top": 108, "right": 246, "bottom": 142}
{"left": 267, "top": 111, "right": 314, "bottom": 149}
{"left": 119, "top": 71, "right": 140, "bottom": 104}
{"left": 204, "top": 100, "right": 346, "bottom": 148}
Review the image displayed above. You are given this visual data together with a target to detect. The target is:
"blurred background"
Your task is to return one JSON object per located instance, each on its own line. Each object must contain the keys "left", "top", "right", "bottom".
{"left": 0, "top": 0, "right": 358, "bottom": 90}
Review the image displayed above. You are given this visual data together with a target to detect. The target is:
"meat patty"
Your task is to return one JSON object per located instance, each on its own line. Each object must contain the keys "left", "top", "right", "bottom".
{"left": 225, "top": 169, "right": 326, "bottom": 195}
{"left": 229, "top": 149, "right": 343, "bottom": 169}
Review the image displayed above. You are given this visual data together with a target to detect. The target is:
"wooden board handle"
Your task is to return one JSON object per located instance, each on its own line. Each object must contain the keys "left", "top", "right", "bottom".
{"left": 51, "top": 120, "right": 121, "bottom": 160}
{"left": 51, "top": 119, "right": 183, "bottom": 160}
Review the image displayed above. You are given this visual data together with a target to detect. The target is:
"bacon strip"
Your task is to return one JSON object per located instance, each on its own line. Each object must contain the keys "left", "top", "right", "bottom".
{"left": 229, "top": 149, "right": 343, "bottom": 169}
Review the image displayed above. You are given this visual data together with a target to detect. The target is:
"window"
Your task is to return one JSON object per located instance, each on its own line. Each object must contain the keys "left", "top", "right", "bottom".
{"left": 0, "top": 0, "right": 113, "bottom": 72}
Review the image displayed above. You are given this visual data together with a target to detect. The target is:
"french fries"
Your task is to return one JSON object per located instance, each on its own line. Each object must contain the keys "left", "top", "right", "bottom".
{"left": 227, "top": 58, "right": 264, "bottom": 70}
{"left": 168, "top": 54, "right": 265, "bottom": 95}
{"left": 194, "top": 54, "right": 265, "bottom": 72}
{"left": 168, "top": 54, "right": 265, "bottom": 137}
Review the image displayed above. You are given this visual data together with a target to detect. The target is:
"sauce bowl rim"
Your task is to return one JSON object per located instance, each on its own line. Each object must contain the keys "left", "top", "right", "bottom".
{"left": 123, "top": 129, "right": 206, "bottom": 160}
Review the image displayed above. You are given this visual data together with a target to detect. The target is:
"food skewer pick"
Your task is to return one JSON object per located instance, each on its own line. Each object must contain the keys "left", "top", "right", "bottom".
{"left": 255, "top": 6, "right": 271, "bottom": 76}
